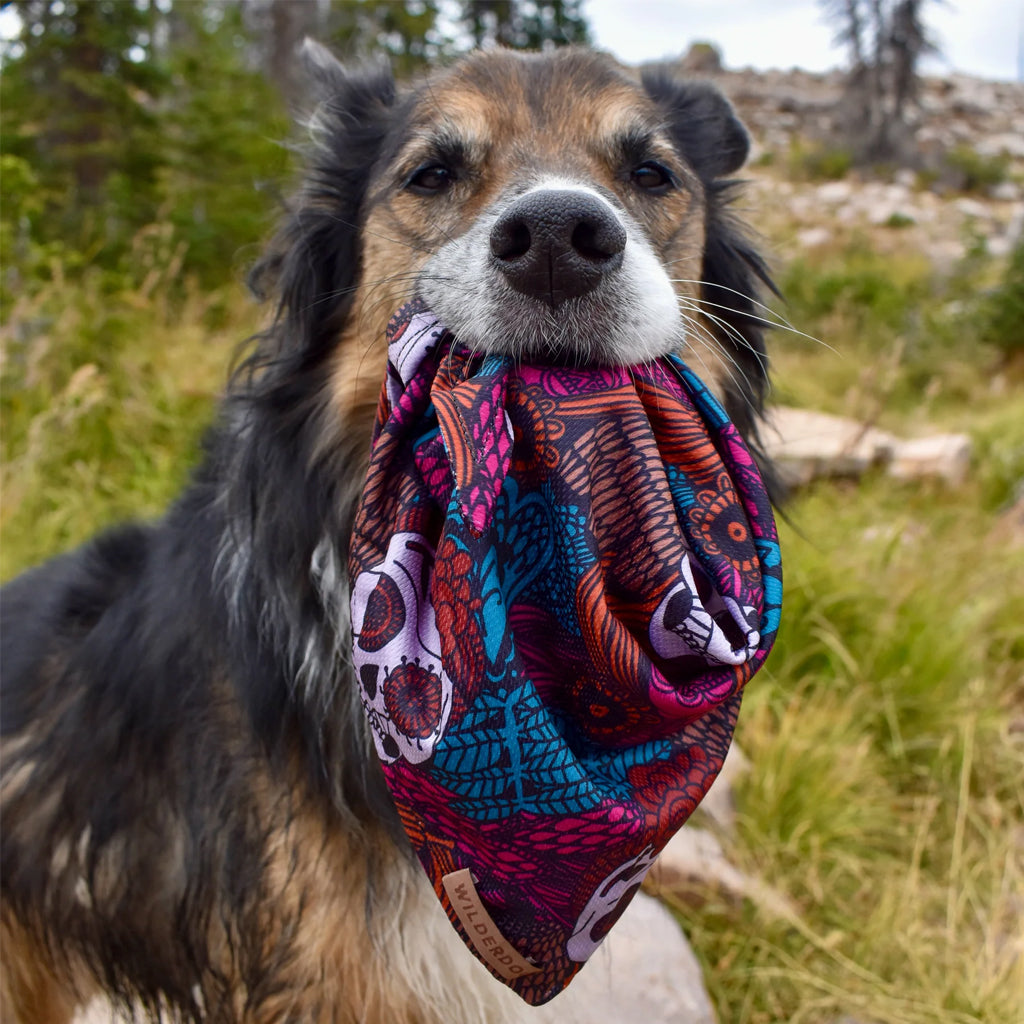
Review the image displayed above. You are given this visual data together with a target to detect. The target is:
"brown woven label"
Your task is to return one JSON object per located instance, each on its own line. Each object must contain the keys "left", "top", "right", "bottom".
{"left": 441, "top": 869, "right": 541, "bottom": 980}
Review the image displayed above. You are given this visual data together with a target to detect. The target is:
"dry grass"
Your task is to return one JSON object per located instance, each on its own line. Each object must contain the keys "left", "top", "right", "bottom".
{"left": 1, "top": 259, "right": 262, "bottom": 578}
{"left": 678, "top": 471, "right": 1024, "bottom": 1024}
{"left": 673, "top": 219, "right": 1024, "bottom": 1023}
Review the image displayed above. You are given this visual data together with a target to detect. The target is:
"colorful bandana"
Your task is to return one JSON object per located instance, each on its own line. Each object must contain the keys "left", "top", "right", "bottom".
{"left": 349, "top": 299, "right": 782, "bottom": 1005}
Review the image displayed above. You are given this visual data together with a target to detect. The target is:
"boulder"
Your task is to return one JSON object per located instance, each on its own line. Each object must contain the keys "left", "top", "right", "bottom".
{"left": 696, "top": 742, "right": 750, "bottom": 834}
{"left": 764, "top": 407, "right": 974, "bottom": 487}
{"left": 816, "top": 180, "right": 854, "bottom": 204}
{"left": 955, "top": 197, "right": 993, "bottom": 220}
{"left": 645, "top": 828, "right": 795, "bottom": 921}
{"left": 530, "top": 892, "right": 717, "bottom": 1024}
{"left": 888, "top": 433, "right": 973, "bottom": 486}
{"left": 75, "top": 898, "right": 721, "bottom": 1024}
{"left": 991, "top": 181, "right": 1021, "bottom": 202}
{"left": 762, "top": 407, "right": 896, "bottom": 487}
{"left": 796, "top": 226, "right": 832, "bottom": 248}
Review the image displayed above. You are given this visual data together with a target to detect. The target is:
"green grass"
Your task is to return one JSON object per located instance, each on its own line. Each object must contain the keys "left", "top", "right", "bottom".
{"left": 1, "top": 267, "right": 262, "bottom": 578}
{"left": 671, "top": 235, "right": 1024, "bottom": 1024}
{"left": 941, "top": 146, "right": 1012, "bottom": 194}
{"left": 786, "top": 140, "right": 855, "bottom": 182}
{"left": 680, "top": 473, "right": 1024, "bottom": 1024}
{"left": 769, "top": 238, "right": 1019, "bottom": 435}
{"left": 2, "top": 229, "right": 1022, "bottom": 1024}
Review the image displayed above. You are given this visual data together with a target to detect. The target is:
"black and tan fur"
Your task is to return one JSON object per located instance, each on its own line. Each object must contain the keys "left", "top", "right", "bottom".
{"left": 1, "top": 46, "right": 774, "bottom": 1024}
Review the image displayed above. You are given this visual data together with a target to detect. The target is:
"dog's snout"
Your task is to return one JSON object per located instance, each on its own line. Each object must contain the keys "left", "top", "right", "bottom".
{"left": 489, "top": 190, "right": 626, "bottom": 306}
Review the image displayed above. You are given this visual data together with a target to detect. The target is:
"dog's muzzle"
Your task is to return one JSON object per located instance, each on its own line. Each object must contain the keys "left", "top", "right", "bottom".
{"left": 489, "top": 189, "right": 626, "bottom": 306}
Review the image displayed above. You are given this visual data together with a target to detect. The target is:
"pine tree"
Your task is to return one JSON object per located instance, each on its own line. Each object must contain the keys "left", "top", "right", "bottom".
{"left": 1, "top": 0, "right": 167, "bottom": 246}
{"left": 458, "top": 0, "right": 590, "bottom": 51}
{"left": 820, "top": 0, "right": 939, "bottom": 164}
{"left": 323, "top": 0, "right": 447, "bottom": 78}
{"left": 159, "top": 1, "right": 291, "bottom": 284}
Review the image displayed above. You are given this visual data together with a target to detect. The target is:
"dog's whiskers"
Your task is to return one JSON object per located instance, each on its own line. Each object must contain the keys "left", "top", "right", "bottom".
{"left": 671, "top": 278, "right": 832, "bottom": 353}
{"left": 678, "top": 312, "right": 763, "bottom": 418}
{"left": 677, "top": 297, "right": 771, "bottom": 383}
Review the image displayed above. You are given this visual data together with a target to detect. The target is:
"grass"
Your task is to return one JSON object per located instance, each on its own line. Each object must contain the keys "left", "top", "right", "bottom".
{"left": 672, "top": 230, "right": 1024, "bottom": 1024}
{"left": 786, "top": 140, "right": 855, "bottom": 182}
{"left": 681, "top": 472, "right": 1024, "bottom": 1024}
{"left": 939, "top": 146, "right": 1013, "bottom": 195}
{"left": 2, "top": 225, "right": 1022, "bottom": 1024}
{"left": 1, "top": 259, "right": 263, "bottom": 578}
{"left": 768, "top": 237, "right": 1019, "bottom": 437}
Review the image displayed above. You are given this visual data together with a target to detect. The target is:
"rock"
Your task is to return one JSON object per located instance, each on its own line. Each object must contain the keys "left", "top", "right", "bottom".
{"left": 645, "top": 828, "right": 795, "bottom": 920}
{"left": 697, "top": 742, "right": 750, "bottom": 834}
{"left": 764, "top": 408, "right": 974, "bottom": 488}
{"left": 646, "top": 828, "right": 749, "bottom": 907}
{"left": 930, "top": 239, "right": 968, "bottom": 272}
{"left": 530, "top": 892, "right": 717, "bottom": 1024}
{"left": 988, "top": 235, "right": 1014, "bottom": 258}
{"left": 796, "top": 226, "right": 832, "bottom": 248}
{"left": 816, "top": 180, "right": 854, "bottom": 204}
{"left": 955, "top": 197, "right": 993, "bottom": 220}
{"left": 888, "top": 433, "right": 973, "bottom": 485}
{"left": 868, "top": 203, "right": 916, "bottom": 226}
{"left": 977, "top": 132, "right": 1024, "bottom": 159}
{"left": 862, "top": 183, "right": 918, "bottom": 226}
{"left": 73, "top": 899, "right": 720, "bottom": 1024}
{"left": 991, "top": 181, "right": 1021, "bottom": 202}
{"left": 882, "top": 182, "right": 912, "bottom": 204}
{"left": 762, "top": 407, "right": 897, "bottom": 488}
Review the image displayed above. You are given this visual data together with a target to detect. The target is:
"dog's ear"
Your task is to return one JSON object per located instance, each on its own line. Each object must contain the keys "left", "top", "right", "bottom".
{"left": 300, "top": 38, "right": 395, "bottom": 110}
{"left": 640, "top": 72, "right": 749, "bottom": 180}
{"left": 247, "top": 45, "right": 398, "bottom": 364}
{"left": 300, "top": 37, "right": 359, "bottom": 98}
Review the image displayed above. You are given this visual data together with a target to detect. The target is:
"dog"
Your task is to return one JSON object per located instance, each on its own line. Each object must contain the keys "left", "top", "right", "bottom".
{"left": 0, "top": 44, "right": 775, "bottom": 1024}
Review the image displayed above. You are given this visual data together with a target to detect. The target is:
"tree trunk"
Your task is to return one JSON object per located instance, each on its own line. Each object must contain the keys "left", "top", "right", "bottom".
{"left": 267, "top": 0, "right": 322, "bottom": 109}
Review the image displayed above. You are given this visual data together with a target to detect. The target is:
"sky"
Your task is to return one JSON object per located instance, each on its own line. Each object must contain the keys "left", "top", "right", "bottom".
{"left": 0, "top": 2, "right": 1019, "bottom": 82}
{"left": 584, "top": 0, "right": 1024, "bottom": 82}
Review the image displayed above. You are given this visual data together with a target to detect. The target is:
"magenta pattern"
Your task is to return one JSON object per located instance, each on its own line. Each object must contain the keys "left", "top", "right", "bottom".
{"left": 349, "top": 299, "right": 782, "bottom": 1005}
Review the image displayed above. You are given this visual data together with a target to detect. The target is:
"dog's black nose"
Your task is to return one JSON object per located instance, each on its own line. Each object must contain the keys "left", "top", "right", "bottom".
{"left": 489, "top": 190, "right": 626, "bottom": 306}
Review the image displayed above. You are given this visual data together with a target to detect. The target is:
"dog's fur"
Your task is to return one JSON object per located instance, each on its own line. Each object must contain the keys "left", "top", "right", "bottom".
{"left": 0, "top": 46, "right": 775, "bottom": 1024}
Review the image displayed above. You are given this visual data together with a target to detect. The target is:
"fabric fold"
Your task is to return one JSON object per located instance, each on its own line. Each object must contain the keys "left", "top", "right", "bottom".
{"left": 349, "top": 298, "right": 782, "bottom": 1005}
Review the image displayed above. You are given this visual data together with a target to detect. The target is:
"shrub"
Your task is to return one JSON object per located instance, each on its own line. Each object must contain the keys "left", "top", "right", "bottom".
{"left": 943, "top": 145, "right": 1011, "bottom": 194}
{"left": 980, "top": 238, "right": 1024, "bottom": 359}
{"left": 788, "top": 140, "right": 854, "bottom": 181}
{"left": 884, "top": 211, "right": 916, "bottom": 229}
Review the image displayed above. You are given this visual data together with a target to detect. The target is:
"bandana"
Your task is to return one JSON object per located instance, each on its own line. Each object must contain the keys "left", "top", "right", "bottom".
{"left": 349, "top": 299, "right": 782, "bottom": 1005}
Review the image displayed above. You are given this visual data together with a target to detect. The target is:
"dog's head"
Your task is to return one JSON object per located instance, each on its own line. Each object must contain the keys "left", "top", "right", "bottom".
{"left": 233, "top": 46, "right": 778, "bottom": 823}
{"left": 249, "top": 45, "right": 774, "bottom": 453}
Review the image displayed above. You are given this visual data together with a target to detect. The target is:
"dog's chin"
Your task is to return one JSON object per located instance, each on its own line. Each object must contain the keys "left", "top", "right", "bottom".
{"left": 422, "top": 285, "right": 685, "bottom": 368}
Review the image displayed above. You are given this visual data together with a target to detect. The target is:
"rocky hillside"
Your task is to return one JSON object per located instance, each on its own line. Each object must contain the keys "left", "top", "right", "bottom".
{"left": 718, "top": 66, "right": 1024, "bottom": 165}
{"left": 670, "top": 52, "right": 1024, "bottom": 269}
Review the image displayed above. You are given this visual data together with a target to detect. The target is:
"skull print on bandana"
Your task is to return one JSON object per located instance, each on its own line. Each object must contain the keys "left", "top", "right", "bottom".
{"left": 349, "top": 299, "right": 783, "bottom": 1006}
{"left": 351, "top": 532, "right": 453, "bottom": 764}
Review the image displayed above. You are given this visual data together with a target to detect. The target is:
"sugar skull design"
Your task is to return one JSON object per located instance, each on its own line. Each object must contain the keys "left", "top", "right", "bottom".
{"left": 649, "top": 554, "right": 760, "bottom": 667}
{"left": 348, "top": 302, "right": 783, "bottom": 1004}
{"left": 351, "top": 532, "right": 453, "bottom": 764}
{"left": 566, "top": 845, "right": 660, "bottom": 963}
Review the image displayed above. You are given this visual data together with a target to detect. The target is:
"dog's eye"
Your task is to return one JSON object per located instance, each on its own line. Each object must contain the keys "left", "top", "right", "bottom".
{"left": 407, "top": 165, "right": 454, "bottom": 195}
{"left": 631, "top": 162, "right": 674, "bottom": 195}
